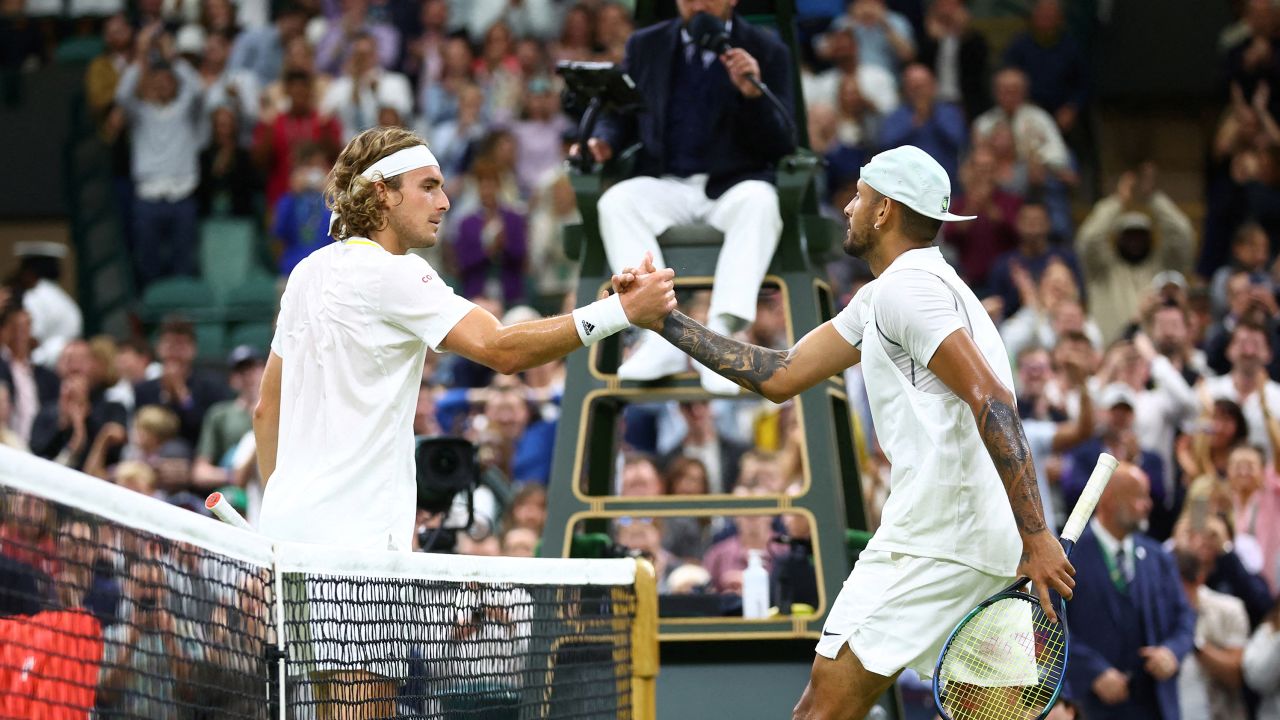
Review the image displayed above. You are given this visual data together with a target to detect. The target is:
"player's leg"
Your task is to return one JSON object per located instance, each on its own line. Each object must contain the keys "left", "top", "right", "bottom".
{"left": 312, "top": 670, "right": 397, "bottom": 720}
{"left": 792, "top": 643, "right": 899, "bottom": 720}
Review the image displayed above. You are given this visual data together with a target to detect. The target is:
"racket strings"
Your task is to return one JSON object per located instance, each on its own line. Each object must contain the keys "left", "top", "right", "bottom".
{"left": 937, "top": 595, "right": 1066, "bottom": 720}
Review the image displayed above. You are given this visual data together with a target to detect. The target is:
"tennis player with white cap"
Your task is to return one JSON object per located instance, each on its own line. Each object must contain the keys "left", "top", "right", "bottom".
{"left": 252, "top": 126, "right": 675, "bottom": 719}
{"left": 633, "top": 145, "right": 1077, "bottom": 719}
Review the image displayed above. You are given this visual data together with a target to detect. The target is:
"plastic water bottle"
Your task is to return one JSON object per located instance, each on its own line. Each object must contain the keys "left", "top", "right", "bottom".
{"left": 742, "top": 550, "right": 769, "bottom": 619}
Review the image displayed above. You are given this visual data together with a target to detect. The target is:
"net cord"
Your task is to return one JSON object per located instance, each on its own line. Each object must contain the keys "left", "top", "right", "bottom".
{"left": 0, "top": 446, "right": 273, "bottom": 566}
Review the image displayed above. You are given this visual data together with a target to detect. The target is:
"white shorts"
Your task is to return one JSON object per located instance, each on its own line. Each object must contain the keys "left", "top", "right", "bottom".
{"left": 815, "top": 549, "right": 1014, "bottom": 679}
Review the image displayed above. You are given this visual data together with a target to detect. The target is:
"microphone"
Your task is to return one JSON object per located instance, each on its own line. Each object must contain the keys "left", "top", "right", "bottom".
{"left": 688, "top": 11, "right": 733, "bottom": 58}
{"left": 684, "top": 12, "right": 798, "bottom": 149}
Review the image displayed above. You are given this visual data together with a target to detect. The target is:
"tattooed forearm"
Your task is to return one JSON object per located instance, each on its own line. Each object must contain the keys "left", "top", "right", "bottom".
{"left": 976, "top": 396, "right": 1048, "bottom": 536}
{"left": 659, "top": 311, "right": 789, "bottom": 396}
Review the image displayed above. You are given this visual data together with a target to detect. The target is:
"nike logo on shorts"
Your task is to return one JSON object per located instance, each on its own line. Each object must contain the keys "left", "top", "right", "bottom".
{"left": 822, "top": 630, "right": 839, "bottom": 637}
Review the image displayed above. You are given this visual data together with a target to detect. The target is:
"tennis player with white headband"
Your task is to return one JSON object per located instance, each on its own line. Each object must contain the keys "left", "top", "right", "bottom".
{"left": 253, "top": 126, "right": 675, "bottom": 719}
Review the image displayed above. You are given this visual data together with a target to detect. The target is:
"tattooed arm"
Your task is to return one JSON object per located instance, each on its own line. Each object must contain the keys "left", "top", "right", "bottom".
{"left": 658, "top": 311, "right": 860, "bottom": 402}
{"left": 927, "top": 328, "right": 1076, "bottom": 621}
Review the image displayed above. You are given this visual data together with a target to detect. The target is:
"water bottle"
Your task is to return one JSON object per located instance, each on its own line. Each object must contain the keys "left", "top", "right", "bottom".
{"left": 742, "top": 549, "right": 769, "bottom": 619}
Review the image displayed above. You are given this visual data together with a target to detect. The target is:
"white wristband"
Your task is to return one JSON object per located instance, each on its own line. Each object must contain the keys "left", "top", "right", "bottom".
{"left": 572, "top": 293, "right": 630, "bottom": 346}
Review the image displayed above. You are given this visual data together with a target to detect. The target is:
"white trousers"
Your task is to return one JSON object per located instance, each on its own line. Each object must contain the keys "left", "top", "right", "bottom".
{"left": 597, "top": 174, "right": 782, "bottom": 325}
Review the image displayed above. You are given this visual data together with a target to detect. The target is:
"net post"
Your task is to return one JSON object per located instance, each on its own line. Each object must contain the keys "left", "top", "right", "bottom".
{"left": 272, "top": 551, "right": 288, "bottom": 720}
{"left": 630, "top": 558, "right": 659, "bottom": 720}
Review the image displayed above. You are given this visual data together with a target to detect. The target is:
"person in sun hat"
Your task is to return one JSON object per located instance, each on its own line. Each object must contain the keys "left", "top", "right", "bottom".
{"left": 625, "top": 144, "right": 1074, "bottom": 719}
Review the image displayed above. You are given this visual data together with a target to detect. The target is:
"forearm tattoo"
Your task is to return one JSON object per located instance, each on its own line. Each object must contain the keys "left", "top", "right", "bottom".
{"left": 659, "top": 311, "right": 789, "bottom": 395}
{"left": 976, "top": 397, "right": 1048, "bottom": 536}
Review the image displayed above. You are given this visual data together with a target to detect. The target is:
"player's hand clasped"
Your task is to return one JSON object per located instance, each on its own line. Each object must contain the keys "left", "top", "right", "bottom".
{"left": 1017, "top": 531, "right": 1076, "bottom": 623}
{"left": 608, "top": 252, "right": 677, "bottom": 331}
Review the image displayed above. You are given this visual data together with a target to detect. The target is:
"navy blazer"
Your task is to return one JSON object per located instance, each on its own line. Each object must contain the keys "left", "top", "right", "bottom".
{"left": 595, "top": 13, "right": 796, "bottom": 199}
{"left": 1064, "top": 527, "right": 1196, "bottom": 720}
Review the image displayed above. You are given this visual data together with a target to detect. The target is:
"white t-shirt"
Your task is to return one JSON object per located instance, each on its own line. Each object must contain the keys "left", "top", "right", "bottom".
{"left": 1179, "top": 586, "right": 1250, "bottom": 720}
{"left": 832, "top": 268, "right": 967, "bottom": 395}
{"left": 1203, "top": 374, "right": 1280, "bottom": 463}
{"left": 258, "top": 239, "right": 476, "bottom": 551}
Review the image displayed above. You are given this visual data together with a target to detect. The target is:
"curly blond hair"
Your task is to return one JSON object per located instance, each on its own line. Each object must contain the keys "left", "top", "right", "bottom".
{"left": 326, "top": 126, "right": 430, "bottom": 241}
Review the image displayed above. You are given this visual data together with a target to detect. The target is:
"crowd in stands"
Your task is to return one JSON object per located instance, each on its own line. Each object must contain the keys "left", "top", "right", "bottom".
{"left": 2, "top": 0, "right": 1280, "bottom": 716}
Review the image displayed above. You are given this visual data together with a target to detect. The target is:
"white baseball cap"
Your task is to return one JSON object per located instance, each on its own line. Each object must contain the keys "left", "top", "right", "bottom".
{"left": 859, "top": 145, "right": 976, "bottom": 222}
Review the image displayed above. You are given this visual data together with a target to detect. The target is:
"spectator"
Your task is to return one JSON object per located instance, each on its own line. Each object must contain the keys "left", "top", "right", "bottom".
{"left": 973, "top": 68, "right": 1075, "bottom": 186}
{"left": 459, "top": 0, "right": 559, "bottom": 43}
{"left": 1142, "top": 296, "right": 1209, "bottom": 381}
{"left": 421, "top": 36, "right": 475, "bottom": 130}
{"left": 0, "top": 306, "right": 59, "bottom": 446}
{"left": 982, "top": 121, "right": 1074, "bottom": 240}
{"left": 1000, "top": 258, "right": 1101, "bottom": 360}
{"left": 260, "top": 35, "right": 330, "bottom": 117}
{"left": 271, "top": 142, "right": 333, "bottom": 275}
{"left": 1226, "top": 0, "right": 1280, "bottom": 105}
{"left": 197, "top": 105, "right": 261, "bottom": 218}
{"left": 400, "top": 0, "right": 450, "bottom": 95}
{"left": 1204, "top": 322, "right": 1280, "bottom": 460}
{"left": 619, "top": 453, "right": 664, "bottom": 497}
{"left": 499, "top": 526, "right": 537, "bottom": 557}
{"left": 878, "top": 63, "right": 964, "bottom": 184}
{"left": 661, "top": 400, "right": 749, "bottom": 495}
{"left": 1064, "top": 383, "right": 1166, "bottom": 515}
{"left": 197, "top": 29, "right": 259, "bottom": 145}
{"left": 191, "top": 346, "right": 263, "bottom": 490}
{"left": 1244, "top": 599, "right": 1280, "bottom": 720}
{"left": 985, "top": 201, "right": 1085, "bottom": 318}
{"left": 614, "top": 517, "right": 675, "bottom": 591}
{"left": 595, "top": 2, "right": 633, "bottom": 64}
{"left": 1211, "top": 222, "right": 1275, "bottom": 318}
{"left": 1225, "top": 443, "right": 1280, "bottom": 593}
{"left": 915, "top": 0, "right": 987, "bottom": 121}
{"left": 227, "top": 0, "right": 308, "bottom": 88}
{"left": 116, "top": 24, "right": 204, "bottom": 288}
{"left": 314, "top": 0, "right": 400, "bottom": 76}
{"left": 0, "top": 385, "right": 25, "bottom": 451}
{"left": 97, "top": 559, "right": 204, "bottom": 716}
{"left": 830, "top": 0, "right": 915, "bottom": 76}
{"left": 452, "top": 160, "right": 528, "bottom": 305}
{"left": 474, "top": 21, "right": 524, "bottom": 124}
{"left": 477, "top": 379, "right": 554, "bottom": 486}
{"left": 502, "top": 483, "right": 546, "bottom": 534}
{"left": 84, "top": 14, "right": 133, "bottom": 122}
{"left": 1076, "top": 163, "right": 1195, "bottom": 344}
{"left": 941, "top": 145, "right": 1020, "bottom": 286}
{"left": 252, "top": 70, "right": 341, "bottom": 208}
{"left": 1001, "top": 0, "right": 1089, "bottom": 135}
{"left": 526, "top": 167, "right": 581, "bottom": 303}
{"left": 12, "top": 242, "right": 83, "bottom": 369}
{"left": 1016, "top": 342, "right": 1092, "bottom": 529}
{"left": 103, "top": 337, "right": 156, "bottom": 417}
{"left": 702, "top": 490, "right": 778, "bottom": 595}
{"left": 1064, "top": 462, "right": 1195, "bottom": 720}
{"left": 429, "top": 82, "right": 487, "bottom": 178}
{"left": 30, "top": 341, "right": 128, "bottom": 471}
{"left": 549, "top": 3, "right": 594, "bottom": 64}
{"left": 510, "top": 76, "right": 571, "bottom": 196}
{"left": 1204, "top": 273, "right": 1280, "bottom": 377}
{"left": 132, "top": 318, "right": 232, "bottom": 447}
{"left": 805, "top": 28, "right": 898, "bottom": 115}
{"left": 586, "top": 0, "right": 795, "bottom": 394}
{"left": 1173, "top": 521, "right": 1249, "bottom": 720}
{"left": 320, "top": 32, "right": 413, "bottom": 141}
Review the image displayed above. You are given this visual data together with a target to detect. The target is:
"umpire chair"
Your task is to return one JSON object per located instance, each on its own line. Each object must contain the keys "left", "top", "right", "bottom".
{"left": 542, "top": 1, "right": 903, "bottom": 718}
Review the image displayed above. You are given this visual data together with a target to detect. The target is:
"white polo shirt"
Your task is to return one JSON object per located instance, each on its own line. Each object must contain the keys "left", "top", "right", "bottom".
{"left": 259, "top": 238, "right": 476, "bottom": 551}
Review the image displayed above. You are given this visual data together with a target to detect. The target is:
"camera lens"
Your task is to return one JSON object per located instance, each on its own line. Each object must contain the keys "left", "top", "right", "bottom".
{"left": 431, "top": 448, "right": 459, "bottom": 475}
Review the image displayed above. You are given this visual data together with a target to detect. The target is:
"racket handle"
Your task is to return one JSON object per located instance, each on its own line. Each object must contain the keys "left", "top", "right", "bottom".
{"left": 1061, "top": 453, "right": 1118, "bottom": 543}
{"left": 205, "top": 492, "right": 253, "bottom": 531}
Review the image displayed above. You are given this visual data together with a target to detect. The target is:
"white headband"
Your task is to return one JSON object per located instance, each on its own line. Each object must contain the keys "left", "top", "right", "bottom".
{"left": 329, "top": 145, "right": 441, "bottom": 236}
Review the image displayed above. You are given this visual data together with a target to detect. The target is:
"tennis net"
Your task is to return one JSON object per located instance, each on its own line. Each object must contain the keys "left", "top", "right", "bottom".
{"left": 0, "top": 447, "right": 656, "bottom": 719}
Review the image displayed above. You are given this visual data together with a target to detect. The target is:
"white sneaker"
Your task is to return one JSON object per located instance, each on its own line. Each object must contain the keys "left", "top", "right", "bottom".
{"left": 617, "top": 331, "right": 689, "bottom": 381}
{"left": 696, "top": 361, "right": 742, "bottom": 396}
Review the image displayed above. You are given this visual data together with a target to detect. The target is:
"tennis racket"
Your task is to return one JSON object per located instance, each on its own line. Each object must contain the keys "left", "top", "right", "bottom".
{"left": 932, "top": 452, "right": 1119, "bottom": 720}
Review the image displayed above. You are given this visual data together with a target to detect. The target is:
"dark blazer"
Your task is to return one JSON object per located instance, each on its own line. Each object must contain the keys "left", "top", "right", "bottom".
{"left": 596, "top": 14, "right": 796, "bottom": 199}
{"left": 1065, "top": 527, "right": 1196, "bottom": 720}
{"left": 915, "top": 29, "right": 989, "bottom": 122}
{"left": 134, "top": 373, "right": 233, "bottom": 447}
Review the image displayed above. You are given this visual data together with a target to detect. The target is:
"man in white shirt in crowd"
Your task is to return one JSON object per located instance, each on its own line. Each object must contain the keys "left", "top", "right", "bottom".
{"left": 253, "top": 126, "right": 674, "bottom": 719}
{"left": 1205, "top": 321, "right": 1280, "bottom": 462}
